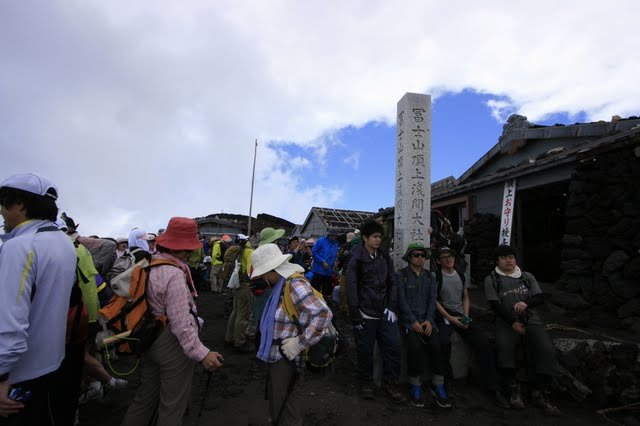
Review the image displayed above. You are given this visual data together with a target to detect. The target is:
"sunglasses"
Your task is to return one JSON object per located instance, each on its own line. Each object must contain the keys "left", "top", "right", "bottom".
{"left": 411, "top": 252, "right": 427, "bottom": 258}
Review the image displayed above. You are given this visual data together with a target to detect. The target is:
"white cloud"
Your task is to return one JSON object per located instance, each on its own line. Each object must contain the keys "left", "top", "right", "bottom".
{"left": 343, "top": 152, "right": 361, "bottom": 171}
{"left": 1, "top": 0, "right": 639, "bottom": 235}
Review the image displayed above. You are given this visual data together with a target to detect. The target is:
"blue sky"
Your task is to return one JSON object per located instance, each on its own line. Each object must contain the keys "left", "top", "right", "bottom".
{"left": 273, "top": 91, "right": 589, "bottom": 216}
{"left": 1, "top": 2, "right": 637, "bottom": 236}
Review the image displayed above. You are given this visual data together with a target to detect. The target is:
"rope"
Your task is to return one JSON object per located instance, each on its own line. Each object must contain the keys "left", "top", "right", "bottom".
{"left": 103, "top": 338, "right": 141, "bottom": 377}
{"left": 545, "top": 323, "right": 639, "bottom": 345}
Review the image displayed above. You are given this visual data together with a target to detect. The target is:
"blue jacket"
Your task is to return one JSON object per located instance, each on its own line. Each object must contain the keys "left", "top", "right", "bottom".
{"left": 346, "top": 245, "right": 398, "bottom": 321}
{"left": 310, "top": 236, "right": 339, "bottom": 276}
{"left": 396, "top": 266, "right": 437, "bottom": 330}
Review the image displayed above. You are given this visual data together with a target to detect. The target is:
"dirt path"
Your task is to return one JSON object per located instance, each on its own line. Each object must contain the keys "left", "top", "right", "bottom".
{"left": 80, "top": 290, "right": 618, "bottom": 425}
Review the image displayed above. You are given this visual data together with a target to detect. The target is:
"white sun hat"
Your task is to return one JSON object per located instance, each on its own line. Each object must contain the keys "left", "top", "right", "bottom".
{"left": 250, "top": 243, "right": 304, "bottom": 279}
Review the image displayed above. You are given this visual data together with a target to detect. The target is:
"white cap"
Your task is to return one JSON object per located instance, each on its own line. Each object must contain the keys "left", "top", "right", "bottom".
{"left": 1, "top": 173, "right": 58, "bottom": 200}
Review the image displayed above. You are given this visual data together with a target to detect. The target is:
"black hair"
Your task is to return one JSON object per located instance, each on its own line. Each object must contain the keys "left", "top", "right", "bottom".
{"left": 288, "top": 236, "right": 299, "bottom": 243}
{"left": 0, "top": 187, "right": 58, "bottom": 222}
{"left": 494, "top": 244, "right": 516, "bottom": 260}
{"left": 360, "top": 219, "right": 383, "bottom": 238}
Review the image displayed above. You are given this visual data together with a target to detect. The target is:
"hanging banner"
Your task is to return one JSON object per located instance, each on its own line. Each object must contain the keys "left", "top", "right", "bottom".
{"left": 499, "top": 179, "right": 517, "bottom": 246}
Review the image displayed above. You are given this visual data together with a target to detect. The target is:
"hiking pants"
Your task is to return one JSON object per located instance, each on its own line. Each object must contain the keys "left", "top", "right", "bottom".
{"left": 353, "top": 318, "right": 401, "bottom": 383}
{"left": 209, "top": 265, "right": 223, "bottom": 292}
{"left": 121, "top": 328, "right": 195, "bottom": 426}
{"left": 405, "top": 328, "right": 445, "bottom": 381}
{"left": 437, "top": 318, "right": 499, "bottom": 391}
{"left": 225, "top": 283, "right": 253, "bottom": 347}
{"left": 267, "top": 358, "right": 302, "bottom": 426}
{"left": 495, "top": 320, "right": 559, "bottom": 377}
{"left": 311, "top": 273, "right": 333, "bottom": 299}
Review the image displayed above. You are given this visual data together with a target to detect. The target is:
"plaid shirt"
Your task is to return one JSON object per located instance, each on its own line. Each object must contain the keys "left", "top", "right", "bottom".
{"left": 147, "top": 254, "right": 209, "bottom": 362}
{"left": 267, "top": 277, "right": 332, "bottom": 363}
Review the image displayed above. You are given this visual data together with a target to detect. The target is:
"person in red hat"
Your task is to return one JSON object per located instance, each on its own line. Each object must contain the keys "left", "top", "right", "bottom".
{"left": 122, "top": 217, "right": 223, "bottom": 426}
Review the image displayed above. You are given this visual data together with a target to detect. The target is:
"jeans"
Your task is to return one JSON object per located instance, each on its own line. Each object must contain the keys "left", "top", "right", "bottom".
{"left": 353, "top": 318, "right": 401, "bottom": 383}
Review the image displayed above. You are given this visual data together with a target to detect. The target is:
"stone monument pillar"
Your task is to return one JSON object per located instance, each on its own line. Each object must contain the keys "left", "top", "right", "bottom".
{"left": 394, "top": 93, "right": 431, "bottom": 269}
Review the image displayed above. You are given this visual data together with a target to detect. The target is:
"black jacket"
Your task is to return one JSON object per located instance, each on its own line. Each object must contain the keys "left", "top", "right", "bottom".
{"left": 346, "top": 245, "right": 398, "bottom": 322}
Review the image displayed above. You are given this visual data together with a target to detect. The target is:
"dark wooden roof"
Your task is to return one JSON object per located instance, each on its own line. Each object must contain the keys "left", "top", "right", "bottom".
{"left": 302, "top": 207, "right": 375, "bottom": 233}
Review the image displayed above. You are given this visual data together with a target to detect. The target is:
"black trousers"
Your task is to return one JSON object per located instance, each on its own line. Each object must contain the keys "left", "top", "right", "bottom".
{"left": 436, "top": 318, "right": 500, "bottom": 391}
{"left": 310, "top": 273, "right": 333, "bottom": 299}
{"left": 405, "top": 329, "right": 445, "bottom": 379}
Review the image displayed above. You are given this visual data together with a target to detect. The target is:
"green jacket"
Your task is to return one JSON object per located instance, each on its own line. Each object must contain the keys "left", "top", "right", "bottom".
{"left": 74, "top": 241, "right": 100, "bottom": 323}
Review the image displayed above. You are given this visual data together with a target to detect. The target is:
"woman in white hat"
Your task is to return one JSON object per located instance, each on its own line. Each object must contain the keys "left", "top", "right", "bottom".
{"left": 251, "top": 244, "right": 332, "bottom": 425}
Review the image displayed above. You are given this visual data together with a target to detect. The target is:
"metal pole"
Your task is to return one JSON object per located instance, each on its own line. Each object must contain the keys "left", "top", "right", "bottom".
{"left": 247, "top": 139, "right": 258, "bottom": 237}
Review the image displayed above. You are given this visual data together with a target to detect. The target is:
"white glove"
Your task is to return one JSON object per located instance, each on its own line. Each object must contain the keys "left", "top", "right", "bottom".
{"left": 280, "top": 337, "right": 305, "bottom": 360}
{"left": 384, "top": 308, "right": 397, "bottom": 323}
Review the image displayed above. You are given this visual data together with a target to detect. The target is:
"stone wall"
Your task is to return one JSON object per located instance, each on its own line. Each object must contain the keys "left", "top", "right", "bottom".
{"left": 557, "top": 145, "right": 640, "bottom": 335}
{"left": 464, "top": 213, "right": 500, "bottom": 285}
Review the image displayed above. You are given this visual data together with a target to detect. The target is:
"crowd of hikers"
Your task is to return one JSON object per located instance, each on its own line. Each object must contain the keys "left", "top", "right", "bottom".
{"left": 0, "top": 173, "right": 563, "bottom": 426}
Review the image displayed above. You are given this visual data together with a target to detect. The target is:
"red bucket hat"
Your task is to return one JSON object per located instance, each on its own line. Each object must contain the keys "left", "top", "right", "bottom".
{"left": 156, "top": 217, "right": 202, "bottom": 251}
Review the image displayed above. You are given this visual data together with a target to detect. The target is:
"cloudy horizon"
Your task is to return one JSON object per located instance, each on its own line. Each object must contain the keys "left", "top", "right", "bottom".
{"left": 1, "top": 1, "right": 638, "bottom": 238}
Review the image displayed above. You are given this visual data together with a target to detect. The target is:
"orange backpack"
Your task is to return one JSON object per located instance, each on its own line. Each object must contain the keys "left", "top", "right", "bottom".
{"left": 98, "top": 258, "right": 178, "bottom": 354}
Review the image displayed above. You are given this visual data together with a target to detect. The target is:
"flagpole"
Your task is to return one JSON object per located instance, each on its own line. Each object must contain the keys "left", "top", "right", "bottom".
{"left": 247, "top": 139, "right": 258, "bottom": 237}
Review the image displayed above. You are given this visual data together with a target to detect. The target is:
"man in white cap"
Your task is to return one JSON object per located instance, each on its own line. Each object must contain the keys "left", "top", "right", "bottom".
{"left": 251, "top": 243, "right": 332, "bottom": 425}
{"left": 0, "top": 173, "right": 77, "bottom": 424}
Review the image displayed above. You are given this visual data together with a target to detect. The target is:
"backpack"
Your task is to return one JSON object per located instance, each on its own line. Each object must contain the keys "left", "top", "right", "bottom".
{"left": 282, "top": 273, "right": 338, "bottom": 368}
{"left": 108, "top": 248, "right": 144, "bottom": 284}
{"left": 98, "top": 258, "right": 178, "bottom": 355}
{"left": 76, "top": 236, "right": 117, "bottom": 277}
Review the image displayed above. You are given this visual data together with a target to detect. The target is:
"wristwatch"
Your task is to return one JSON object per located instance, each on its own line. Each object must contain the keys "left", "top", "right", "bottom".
{"left": 0, "top": 372, "right": 8, "bottom": 382}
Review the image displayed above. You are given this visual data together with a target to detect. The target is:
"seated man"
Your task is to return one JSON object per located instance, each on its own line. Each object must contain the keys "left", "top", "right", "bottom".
{"left": 484, "top": 245, "right": 561, "bottom": 416}
{"left": 434, "top": 246, "right": 508, "bottom": 408}
{"left": 396, "top": 242, "right": 451, "bottom": 408}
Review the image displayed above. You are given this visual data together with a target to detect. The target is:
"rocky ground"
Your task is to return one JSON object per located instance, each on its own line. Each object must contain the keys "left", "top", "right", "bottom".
{"left": 81, "top": 286, "right": 638, "bottom": 426}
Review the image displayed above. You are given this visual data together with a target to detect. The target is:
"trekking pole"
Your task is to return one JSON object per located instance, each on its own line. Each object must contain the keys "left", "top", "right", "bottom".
{"left": 96, "top": 330, "right": 132, "bottom": 348}
{"left": 198, "top": 371, "right": 213, "bottom": 417}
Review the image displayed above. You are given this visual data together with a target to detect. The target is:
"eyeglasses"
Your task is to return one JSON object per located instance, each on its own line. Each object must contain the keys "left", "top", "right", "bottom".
{"left": 411, "top": 252, "right": 427, "bottom": 258}
{"left": 439, "top": 255, "right": 454, "bottom": 261}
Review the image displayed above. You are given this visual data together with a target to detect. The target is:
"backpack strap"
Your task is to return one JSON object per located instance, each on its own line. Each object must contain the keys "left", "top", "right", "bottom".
{"left": 282, "top": 272, "right": 310, "bottom": 325}
{"left": 490, "top": 270, "right": 501, "bottom": 300}
{"left": 30, "top": 225, "right": 63, "bottom": 301}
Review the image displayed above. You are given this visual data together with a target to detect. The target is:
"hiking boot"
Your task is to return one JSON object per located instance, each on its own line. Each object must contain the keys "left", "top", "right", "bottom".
{"left": 493, "top": 390, "right": 510, "bottom": 409}
{"left": 105, "top": 378, "right": 128, "bottom": 391}
{"left": 410, "top": 384, "right": 424, "bottom": 408}
{"left": 430, "top": 384, "right": 452, "bottom": 408}
{"left": 359, "top": 382, "right": 375, "bottom": 400}
{"left": 531, "top": 390, "right": 562, "bottom": 416}
{"left": 78, "top": 381, "right": 103, "bottom": 405}
{"left": 382, "top": 382, "right": 406, "bottom": 404}
{"left": 509, "top": 384, "right": 525, "bottom": 410}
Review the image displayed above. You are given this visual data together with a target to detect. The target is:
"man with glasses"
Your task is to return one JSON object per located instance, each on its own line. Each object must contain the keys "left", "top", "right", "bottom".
{"left": 434, "top": 246, "right": 509, "bottom": 408}
{"left": 397, "top": 242, "right": 451, "bottom": 408}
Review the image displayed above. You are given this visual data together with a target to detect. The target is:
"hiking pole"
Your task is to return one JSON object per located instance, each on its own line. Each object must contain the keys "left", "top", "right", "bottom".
{"left": 96, "top": 330, "right": 132, "bottom": 349}
{"left": 198, "top": 371, "right": 213, "bottom": 417}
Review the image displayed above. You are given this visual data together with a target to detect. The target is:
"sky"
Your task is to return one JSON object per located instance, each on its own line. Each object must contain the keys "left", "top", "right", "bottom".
{"left": 1, "top": 1, "right": 638, "bottom": 238}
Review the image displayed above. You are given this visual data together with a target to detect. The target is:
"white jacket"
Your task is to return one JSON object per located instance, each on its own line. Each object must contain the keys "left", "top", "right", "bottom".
{"left": 0, "top": 219, "right": 76, "bottom": 383}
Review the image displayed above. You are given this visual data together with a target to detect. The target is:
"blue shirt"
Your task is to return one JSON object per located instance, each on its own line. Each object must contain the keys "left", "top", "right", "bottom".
{"left": 396, "top": 266, "right": 437, "bottom": 330}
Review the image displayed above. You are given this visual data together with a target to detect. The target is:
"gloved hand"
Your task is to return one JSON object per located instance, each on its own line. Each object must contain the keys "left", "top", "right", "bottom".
{"left": 352, "top": 318, "right": 365, "bottom": 331}
{"left": 384, "top": 308, "right": 397, "bottom": 323}
{"left": 280, "top": 337, "right": 305, "bottom": 360}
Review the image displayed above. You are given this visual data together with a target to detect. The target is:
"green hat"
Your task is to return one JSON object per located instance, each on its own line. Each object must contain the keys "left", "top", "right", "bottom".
{"left": 402, "top": 242, "right": 431, "bottom": 262}
{"left": 258, "top": 227, "right": 285, "bottom": 246}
